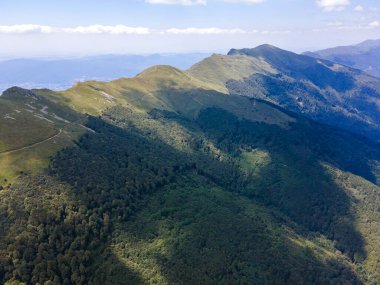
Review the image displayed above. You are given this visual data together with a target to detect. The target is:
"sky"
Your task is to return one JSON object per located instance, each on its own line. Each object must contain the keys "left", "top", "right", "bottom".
{"left": 0, "top": 0, "right": 379, "bottom": 58}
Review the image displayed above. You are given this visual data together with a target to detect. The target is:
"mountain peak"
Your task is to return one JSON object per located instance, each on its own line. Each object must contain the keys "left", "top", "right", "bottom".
{"left": 1, "top": 86, "right": 40, "bottom": 101}
{"left": 356, "top": 38, "right": 380, "bottom": 48}
{"left": 228, "top": 44, "right": 285, "bottom": 56}
{"left": 136, "top": 65, "right": 186, "bottom": 80}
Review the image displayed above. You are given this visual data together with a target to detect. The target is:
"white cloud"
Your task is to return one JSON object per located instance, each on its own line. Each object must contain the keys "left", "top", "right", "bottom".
{"left": 313, "top": 20, "right": 380, "bottom": 32}
{"left": 327, "top": 21, "right": 343, "bottom": 26}
{"left": 165, "top": 27, "right": 257, "bottom": 34}
{"left": 165, "top": 27, "right": 290, "bottom": 35}
{"left": 0, "top": 24, "right": 292, "bottom": 36}
{"left": 62, "top": 25, "right": 151, "bottom": 35}
{"left": 316, "top": 0, "right": 350, "bottom": 11}
{"left": 145, "top": 0, "right": 266, "bottom": 4}
{"left": 145, "top": 0, "right": 206, "bottom": 5}
{"left": 260, "top": 30, "right": 291, "bottom": 35}
{"left": 369, "top": 21, "right": 380, "bottom": 28}
{"left": 0, "top": 25, "right": 151, "bottom": 35}
{"left": 354, "top": 5, "right": 364, "bottom": 12}
{"left": 0, "top": 24, "right": 54, "bottom": 34}
{"left": 224, "top": 0, "right": 265, "bottom": 3}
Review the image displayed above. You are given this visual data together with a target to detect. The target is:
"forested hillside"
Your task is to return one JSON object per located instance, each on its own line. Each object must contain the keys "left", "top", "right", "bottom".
{"left": 0, "top": 58, "right": 380, "bottom": 284}
{"left": 189, "top": 44, "right": 380, "bottom": 142}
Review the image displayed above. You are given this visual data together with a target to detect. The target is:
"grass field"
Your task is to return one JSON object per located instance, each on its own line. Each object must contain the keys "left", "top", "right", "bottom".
{"left": 0, "top": 90, "right": 85, "bottom": 186}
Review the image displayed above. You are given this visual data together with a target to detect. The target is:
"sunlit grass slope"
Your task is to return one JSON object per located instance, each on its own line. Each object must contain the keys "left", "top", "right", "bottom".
{"left": 0, "top": 87, "right": 84, "bottom": 185}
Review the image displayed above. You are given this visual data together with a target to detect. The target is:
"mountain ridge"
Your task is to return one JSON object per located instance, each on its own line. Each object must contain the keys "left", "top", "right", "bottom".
{"left": 1, "top": 45, "right": 380, "bottom": 284}
{"left": 189, "top": 44, "right": 380, "bottom": 141}
{"left": 304, "top": 39, "right": 380, "bottom": 77}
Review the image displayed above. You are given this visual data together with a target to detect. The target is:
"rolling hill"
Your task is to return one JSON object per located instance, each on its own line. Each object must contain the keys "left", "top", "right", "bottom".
{"left": 304, "top": 39, "right": 380, "bottom": 78}
{"left": 0, "top": 52, "right": 380, "bottom": 284}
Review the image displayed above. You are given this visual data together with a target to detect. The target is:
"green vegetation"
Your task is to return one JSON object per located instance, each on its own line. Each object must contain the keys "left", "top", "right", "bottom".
{"left": 0, "top": 88, "right": 84, "bottom": 185}
{"left": 188, "top": 53, "right": 277, "bottom": 92}
{"left": 112, "top": 183, "right": 358, "bottom": 285}
{"left": 190, "top": 44, "right": 380, "bottom": 141}
{"left": 0, "top": 58, "right": 380, "bottom": 284}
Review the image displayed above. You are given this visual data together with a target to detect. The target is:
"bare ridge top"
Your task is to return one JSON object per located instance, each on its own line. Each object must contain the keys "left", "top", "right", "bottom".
{"left": 227, "top": 44, "right": 285, "bottom": 56}
{"left": 136, "top": 65, "right": 187, "bottom": 79}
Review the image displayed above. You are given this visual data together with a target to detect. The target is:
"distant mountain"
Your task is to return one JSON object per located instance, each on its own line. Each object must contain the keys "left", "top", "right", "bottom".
{"left": 189, "top": 44, "right": 380, "bottom": 141}
{"left": 0, "top": 53, "right": 209, "bottom": 93}
{"left": 304, "top": 39, "right": 380, "bottom": 77}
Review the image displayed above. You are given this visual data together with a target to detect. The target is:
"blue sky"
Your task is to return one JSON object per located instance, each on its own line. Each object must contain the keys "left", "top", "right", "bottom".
{"left": 0, "top": 0, "right": 379, "bottom": 58}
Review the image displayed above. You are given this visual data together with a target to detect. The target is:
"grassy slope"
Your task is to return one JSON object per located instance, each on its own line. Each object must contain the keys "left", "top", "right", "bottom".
{"left": 188, "top": 54, "right": 277, "bottom": 91}
{"left": 0, "top": 88, "right": 84, "bottom": 186}
{"left": 47, "top": 65, "right": 293, "bottom": 127}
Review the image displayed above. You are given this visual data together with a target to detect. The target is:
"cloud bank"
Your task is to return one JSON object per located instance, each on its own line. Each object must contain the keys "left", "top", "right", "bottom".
{"left": 165, "top": 27, "right": 253, "bottom": 34}
{"left": 62, "top": 25, "right": 150, "bottom": 35}
{"left": 145, "top": 0, "right": 265, "bottom": 5}
{"left": 0, "top": 25, "right": 54, "bottom": 34}
{"left": 0, "top": 25, "right": 288, "bottom": 35}
{"left": 145, "top": 0, "right": 206, "bottom": 5}
{"left": 316, "top": 0, "right": 350, "bottom": 11}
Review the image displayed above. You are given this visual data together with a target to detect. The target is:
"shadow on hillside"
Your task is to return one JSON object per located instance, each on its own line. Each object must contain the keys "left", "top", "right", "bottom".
{"left": 114, "top": 182, "right": 364, "bottom": 285}
{"left": 227, "top": 73, "right": 380, "bottom": 142}
{"left": 2, "top": 99, "right": 372, "bottom": 283}
{"left": 193, "top": 107, "right": 368, "bottom": 260}
{"left": 44, "top": 107, "right": 371, "bottom": 284}
{"left": 89, "top": 248, "right": 143, "bottom": 285}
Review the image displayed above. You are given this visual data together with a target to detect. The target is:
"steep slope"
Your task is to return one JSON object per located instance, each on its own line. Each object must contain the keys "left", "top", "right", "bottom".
{"left": 189, "top": 44, "right": 380, "bottom": 141}
{"left": 304, "top": 39, "right": 380, "bottom": 77}
{"left": 0, "top": 64, "right": 380, "bottom": 284}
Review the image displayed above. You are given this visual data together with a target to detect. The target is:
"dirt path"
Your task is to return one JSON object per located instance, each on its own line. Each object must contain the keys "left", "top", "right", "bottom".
{"left": 0, "top": 129, "right": 63, "bottom": 156}
{"left": 0, "top": 116, "right": 96, "bottom": 156}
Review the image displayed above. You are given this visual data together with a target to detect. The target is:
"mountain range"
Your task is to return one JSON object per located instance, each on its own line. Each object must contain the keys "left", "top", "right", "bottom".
{"left": 305, "top": 39, "right": 380, "bottom": 78}
{"left": 0, "top": 44, "right": 380, "bottom": 285}
{"left": 0, "top": 53, "right": 209, "bottom": 93}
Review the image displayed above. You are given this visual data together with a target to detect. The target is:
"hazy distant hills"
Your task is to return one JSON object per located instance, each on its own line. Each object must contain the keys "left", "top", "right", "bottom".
{"left": 190, "top": 44, "right": 380, "bottom": 141}
{"left": 1, "top": 45, "right": 380, "bottom": 284}
{"left": 304, "top": 39, "right": 380, "bottom": 77}
{"left": 0, "top": 53, "right": 209, "bottom": 93}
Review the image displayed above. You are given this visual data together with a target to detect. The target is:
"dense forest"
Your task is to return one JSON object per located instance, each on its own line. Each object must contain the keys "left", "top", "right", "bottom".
{"left": 1, "top": 100, "right": 379, "bottom": 284}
